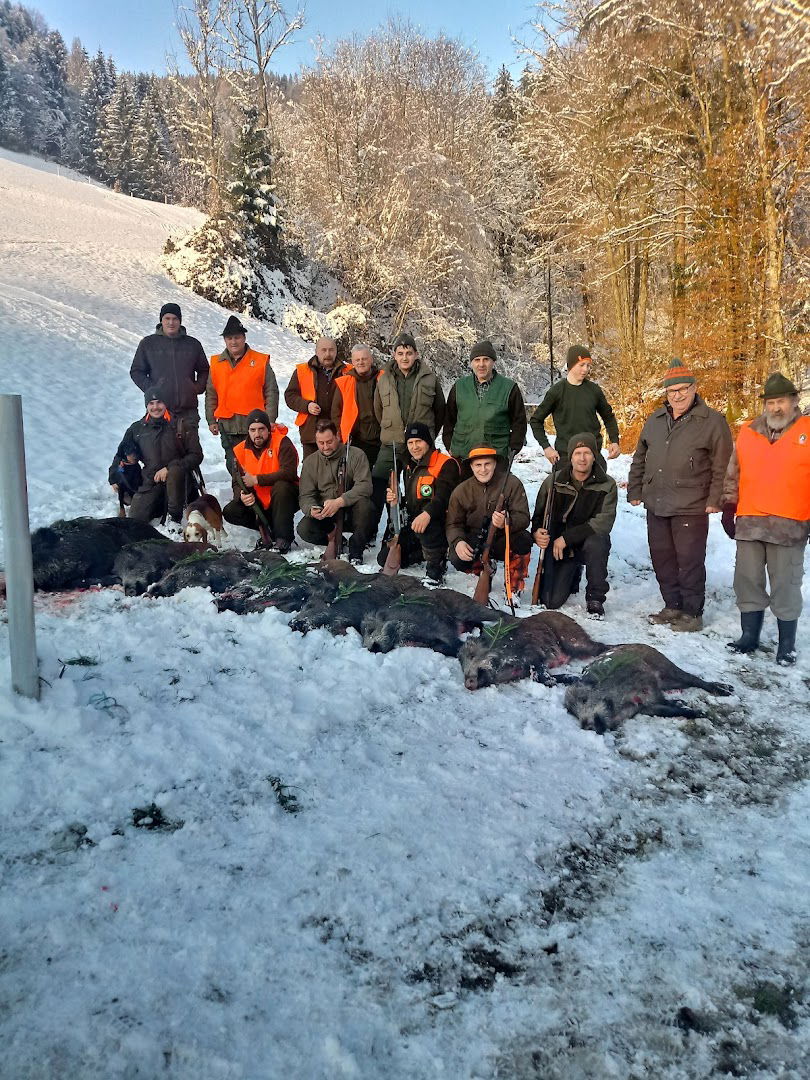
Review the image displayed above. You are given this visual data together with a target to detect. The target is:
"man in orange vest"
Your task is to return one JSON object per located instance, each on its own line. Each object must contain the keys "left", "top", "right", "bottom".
{"left": 377, "top": 422, "right": 461, "bottom": 585}
{"left": 723, "top": 373, "right": 810, "bottom": 665}
{"left": 222, "top": 409, "right": 299, "bottom": 552}
{"left": 283, "top": 336, "right": 346, "bottom": 459}
{"left": 333, "top": 344, "right": 382, "bottom": 467}
{"left": 206, "top": 316, "right": 279, "bottom": 493}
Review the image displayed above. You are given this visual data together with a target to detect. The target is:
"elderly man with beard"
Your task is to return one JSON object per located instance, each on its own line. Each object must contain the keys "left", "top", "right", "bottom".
{"left": 222, "top": 409, "right": 299, "bottom": 552}
{"left": 723, "top": 373, "right": 810, "bottom": 665}
{"left": 284, "top": 336, "right": 346, "bottom": 459}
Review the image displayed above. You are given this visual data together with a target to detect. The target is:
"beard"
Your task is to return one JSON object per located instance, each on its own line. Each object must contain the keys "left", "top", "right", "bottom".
{"left": 765, "top": 409, "right": 792, "bottom": 431}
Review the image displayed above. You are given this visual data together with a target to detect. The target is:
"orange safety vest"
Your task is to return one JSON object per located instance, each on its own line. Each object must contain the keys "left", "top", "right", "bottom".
{"left": 209, "top": 348, "right": 270, "bottom": 419}
{"left": 413, "top": 449, "right": 455, "bottom": 501}
{"left": 233, "top": 424, "right": 295, "bottom": 508}
{"left": 294, "top": 362, "right": 317, "bottom": 427}
{"left": 335, "top": 369, "right": 379, "bottom": 442}
{"left": 737, "top": 416, "right": 810, "bottom": 521}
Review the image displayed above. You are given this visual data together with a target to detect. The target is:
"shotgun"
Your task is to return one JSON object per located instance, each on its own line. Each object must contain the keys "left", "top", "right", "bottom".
{"left": 231, "top": 461, "right": 274, "bottom": 548}
{"left": 472, "top": 451, "right": 517, "bottom": 605}
{"left": 531, "top": 466, "right": 557, "bottom": 606}
{"left": 382, "top": 444, "right": 403, "bottom": 576}
{"left": 324, "top": 438, "right": 350, "bottom": 560}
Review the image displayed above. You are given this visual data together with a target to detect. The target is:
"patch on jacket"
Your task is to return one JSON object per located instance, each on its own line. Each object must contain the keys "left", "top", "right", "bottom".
{"left": 419, "top": 482, "right": 434, "bottom": 499}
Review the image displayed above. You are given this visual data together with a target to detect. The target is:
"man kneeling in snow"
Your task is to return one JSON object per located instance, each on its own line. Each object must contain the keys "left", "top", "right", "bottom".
{"left": 109, "top": 385, "right": 203, "bottom": 528}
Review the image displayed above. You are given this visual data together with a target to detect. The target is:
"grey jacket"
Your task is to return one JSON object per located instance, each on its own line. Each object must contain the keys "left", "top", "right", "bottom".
{"left": 298, "top": 444, "right": 373, "bottom": 514}
{"left": 627, "top": 396, "right": 732, "bottom": 516}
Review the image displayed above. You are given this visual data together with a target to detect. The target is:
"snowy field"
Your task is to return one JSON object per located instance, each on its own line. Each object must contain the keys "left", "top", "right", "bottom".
{"left": 1, "top": 149, "right": 809, "bottom": 1079}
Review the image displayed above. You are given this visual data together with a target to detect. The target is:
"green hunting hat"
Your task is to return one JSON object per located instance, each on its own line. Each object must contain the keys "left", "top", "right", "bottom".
{"left": 760, "top": 372, "right": 798, "bottom": 398}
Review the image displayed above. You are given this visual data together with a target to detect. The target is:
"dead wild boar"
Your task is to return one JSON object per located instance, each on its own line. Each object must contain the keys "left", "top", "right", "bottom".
{"left": 564, "top": 643, "right": 734, "bottom": 733}
{"left": 29, "top": 517, "right": 164, "bottom": 591}
{"left": 459, "top": 611, "right": 606, "bottom": 691}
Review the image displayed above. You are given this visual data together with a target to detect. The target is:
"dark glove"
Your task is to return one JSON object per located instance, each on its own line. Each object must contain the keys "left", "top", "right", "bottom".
{"left": 721, "top": 502, "right": 737, "bottom": 540}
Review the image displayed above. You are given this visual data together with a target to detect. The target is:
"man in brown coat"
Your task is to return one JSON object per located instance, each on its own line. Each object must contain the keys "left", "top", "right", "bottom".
{"left": 446, "top": 446, "right": 533, "bottom": 599}
{"left": 284, "top": 337, "right": 346, "bottom": 458}
{"left": 628, "top": 359, "right": 732, "bottom": 631}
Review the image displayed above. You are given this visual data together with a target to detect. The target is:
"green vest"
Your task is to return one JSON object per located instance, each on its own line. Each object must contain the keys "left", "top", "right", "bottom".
{"left": 451, "top": 373, "right": 514, "bottom": 459}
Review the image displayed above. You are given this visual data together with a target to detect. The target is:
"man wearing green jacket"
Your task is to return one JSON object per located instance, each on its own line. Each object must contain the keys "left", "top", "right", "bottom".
{"left": 530, "top": 345, "right": 620, "bottom": 468}
{"left": 443, "top": 340, "right": 527, "bottom": 462}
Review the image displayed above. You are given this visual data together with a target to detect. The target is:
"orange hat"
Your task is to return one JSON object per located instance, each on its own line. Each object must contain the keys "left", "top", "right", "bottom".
{"left": 467, "top": 446, "right": 498, "bottom": 461}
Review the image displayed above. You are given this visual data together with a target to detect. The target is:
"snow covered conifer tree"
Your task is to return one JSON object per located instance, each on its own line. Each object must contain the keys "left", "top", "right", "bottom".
{"left": 97, "top": 72, "right": 138, "bottom": 192}
{"left": 132, "top": 77, "right": 173, "bottom": 201}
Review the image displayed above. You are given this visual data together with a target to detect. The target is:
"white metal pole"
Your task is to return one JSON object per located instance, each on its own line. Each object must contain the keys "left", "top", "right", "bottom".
{"left": 0, "top": 395, "right": 39, "bottom": 699}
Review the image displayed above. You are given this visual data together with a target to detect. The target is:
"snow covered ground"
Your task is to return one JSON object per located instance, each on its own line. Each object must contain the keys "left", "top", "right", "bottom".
{"left": 1, "top": 149, "right": 809, "bottom": 1079}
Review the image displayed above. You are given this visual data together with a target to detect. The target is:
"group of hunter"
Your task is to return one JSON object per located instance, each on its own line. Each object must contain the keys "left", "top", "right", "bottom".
{"left": 110, "top": 301, "right": 810, "bottom": 666}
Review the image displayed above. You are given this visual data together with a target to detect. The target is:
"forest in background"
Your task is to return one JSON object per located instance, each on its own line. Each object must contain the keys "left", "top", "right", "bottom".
{"left": 1, "top": 0, "right": 807, "bottom": 435}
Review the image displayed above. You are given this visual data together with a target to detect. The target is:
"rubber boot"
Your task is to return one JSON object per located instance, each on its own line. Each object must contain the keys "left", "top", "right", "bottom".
{"left": 776, "top": 619, "right": 798, "bottom": 666}
{"left": 727, "top": 610, "right": 764, "bottom": 654}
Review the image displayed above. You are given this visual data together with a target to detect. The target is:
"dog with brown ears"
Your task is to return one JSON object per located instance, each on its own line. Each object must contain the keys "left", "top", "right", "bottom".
{"left": 183, "top": 494, "right": 226, "bottom": 548}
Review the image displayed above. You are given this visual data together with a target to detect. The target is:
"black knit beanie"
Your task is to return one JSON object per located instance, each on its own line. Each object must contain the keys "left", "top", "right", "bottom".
{"left": 567, "top": 432, "right": 598, "bottom": 458}
{"left": 391, "top": 332, "right": 417, "bottom": 351}
{"left": 159, "top": 303, "right": 182, "bottom": 322}
{"left": 404, "top": 422, "right": 434, "bottom": 447}
{"left": 144, "top": 383, "right": 168, "bottom": 407}
{"left": 246, "top": 409, "right": 271, "bottom": 429}
{"left": 470, "top": 340, "right": 497, "bottom": 363}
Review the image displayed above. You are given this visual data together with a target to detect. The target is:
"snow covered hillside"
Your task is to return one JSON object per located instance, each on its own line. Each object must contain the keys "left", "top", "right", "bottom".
{"left": 1, "top": 150, "right": 809, "bottom": 1079}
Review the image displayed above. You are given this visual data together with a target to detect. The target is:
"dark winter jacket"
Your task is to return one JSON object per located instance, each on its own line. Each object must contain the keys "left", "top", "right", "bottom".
{"left": 723, "top": 409, "right": 810, "bottom": 546}
{"left": 298, "top": 443, "right": 373, "bottom": 514}
{"left": 401, "top": 450, "right": 461, "bottom": 523}
{"left": 130, "top": 326, "right": 209, "bottom": 414}
{"left": 444, "top": 371, "right": 527, "bottom": 459}
{"left": 374, "top": 359, "right": 446, "bottom": 448}
{"left": 283, "top": 357, "right": 347, "bottom": 445}
{"left": 532, "top": 461, "right": 617, "bottom": 547}
{"left": 529, "top": 377, "right": 619, "bottom": 454}
{"left": 109, "top": 413, "right": 203, "bottom": 490}
{"left": 627, "top": 395, "right": 732, "bottom": 516}
{"left": 446, "top": 463, "right": 530, "bottom": 549}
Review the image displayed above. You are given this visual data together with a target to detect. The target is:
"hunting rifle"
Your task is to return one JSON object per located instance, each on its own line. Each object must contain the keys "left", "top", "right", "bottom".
{"left": 323, "top": 437, "right": 351, "bottom": 560}
{"left": 381, "top": 443, "right": 404, "bottom": 576}
{"left": 531, "top": 465, "right": 557, "bottom": 606}
{"left": 231, "top": 461, "right": 274, "bottom": 548}
{"left": 472, "top": 450, "right": 517, "bottom": 605}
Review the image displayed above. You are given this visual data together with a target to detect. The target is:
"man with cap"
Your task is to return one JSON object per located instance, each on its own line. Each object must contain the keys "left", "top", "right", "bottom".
{"left": 206, "top": 315, "right": 279, "bottom": 492}
{"left": 372, "top": 333, "right": 446, "bottom": 511}
{"left": 377, "top": 422, "right": 461, "bottom": 585}
{"left": 628, "top": 358, "right": 732, "bottom": 632}
{"left": 297, "top": 419, "right": 376, "bottom": 563}
{"left": 722, "top": 372, "right": 810, "bottom": 665}
{"left": 109, "top": 384, "right": 203, "bottom": 527}
{"left": 223, "top": 408, "right": 298, "bottom": 552}
{"left": 529, "top": 344, "right": 620, "bottom": 469}
{"left": 445, "top": 447, "right": 533, "bottom": 599}
{"left": 130, "top": 303, "right": 209, "bottom": 428}
{"left": 532, "top": 432, "right": 618, "bottom": 618}
{"left": 284, "top": 336, "right": 347, "bottom": 459}
{"left": 443, "top": 340, "right": 527, "bottom": 464}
